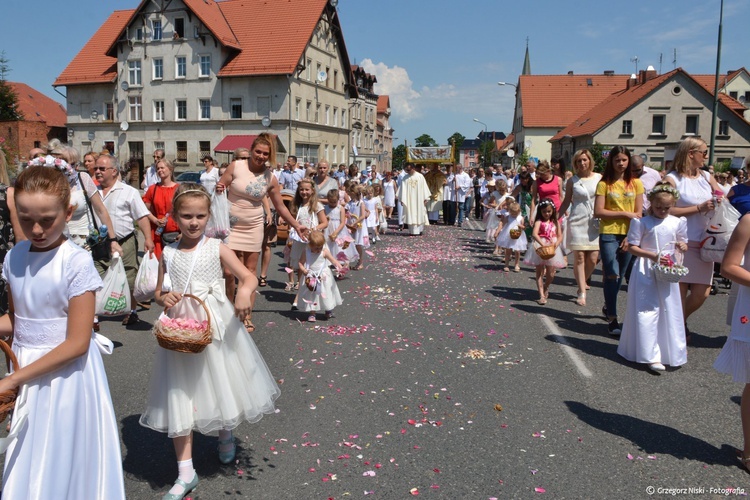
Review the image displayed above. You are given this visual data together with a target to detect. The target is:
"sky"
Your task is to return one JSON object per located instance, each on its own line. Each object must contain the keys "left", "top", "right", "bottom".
{"left": 2, "top": 0, "right": 748, "bottom": 148}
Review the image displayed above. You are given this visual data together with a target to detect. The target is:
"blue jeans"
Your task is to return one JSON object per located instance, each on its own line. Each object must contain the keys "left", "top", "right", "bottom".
{"left": 457, "top": 198, "right": 471, "bottom": 224}
{"left": 599, "top": 233, "right": 632, "bottom": 319}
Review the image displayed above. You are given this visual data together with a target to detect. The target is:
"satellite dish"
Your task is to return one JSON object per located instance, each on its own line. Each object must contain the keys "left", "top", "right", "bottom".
{"left": 120, "top": 121, "right": 129, "bottom": 131}
{"left": 506, "top": 149, "right": 515, "bottom": 158}
{"left": 330, "top": 0, "right": 338, "bottom": 7}
{"left": 261, "top": 116, "right": 272, "bottom": 127}
{"left": 524, "top": 139, "right": 532, "bottom": 149}
{"left": 90, "top": 110, "right": 99, "bottom": 120}
{"left": 121, "top": 81, "right": 129, "bottom": 91}
{"left": 317, "top": 70, "right": 328, "bottom": 82}
{"left": 88, "top": 131, "right": 95, "bottom": 141}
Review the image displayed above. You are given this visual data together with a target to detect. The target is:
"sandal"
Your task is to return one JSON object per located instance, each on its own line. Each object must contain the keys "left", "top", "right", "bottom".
{"left": 503, "top": 266, "right": 510, "bottom": 272}
{"left": 738, "top": 450, "right": 750, "bottom": 473}
{"left": 308, "top": 315, "right": 317, "bottom": 322}
{"left": 284, "top": 282, "right": 294, "bottom": 292}
{"left": 258, "top": 276, "right": 268, "bottom": 287}
{"left": 576, "top": 291, "right": 586, "bottom": 306}
{"left": 244, "top": 318, "right": 255, "bottom": 332}
{"left": 294, "top": 282, "right": 299, "bottom": 290}
{"left": 513, "top": 265, "right": 521, "bottom": 272}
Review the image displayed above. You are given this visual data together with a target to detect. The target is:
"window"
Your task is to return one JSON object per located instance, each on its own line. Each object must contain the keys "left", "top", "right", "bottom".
{"left": 176, "top": 99, "right": 187, "bottom": 120}
{"left": 325, "top": 105, "right": 330, "bottom": 125}
{"left": 105, "top": 102, "right": 114, "bottom": 121}
{"left": 175, "top": 56, "right": 186, "bottom": 78}
{"left": 325, "top": 66, "right": 330, "bottom": 87}
{"left": 257, "top": 96, "right": 271, "bottom": 118}
{"left": 306, "top": 101, "right": 311, "bottom": 121}
{"left": 341, "top": 109, "right": 346, "bottom": 126}
{"left": 730, "top": 91, "right": 739, "bottom": 100}
{"left": 230, "top": 98, "right": 242, "bottom": 119}
{"left": 332, "top": 145, "right": 337, "bottom": 163}
{"left": 295, "top": 98, "right": 301, "bottom": 120}
{"left": 622, "top": 120, "right": 633, "bottom": 135}
{"left": 176, "top": 141, "right": 187, "bottom": 162}
{"left": 295, "top": 143, "right": 318, "bottom": 164}
{"left": 324, "top": 145, "right": 329, "bottom": 160}
{"left": 129, "top": 96, "right": 142, "bottom": 121}
{"left": 685, "top": 115, "right": 699, "bottom": 135}
{"left": 199, "top": 99, "right": 211, "bottom": 120}
{"left": 719, "top": 120, "right": 730, "bottom": 136}
{"left": 128, "top": 60, "right": 141, "bottom": 86}
{"left": 134, "top": 27, "right": 143, "bottom": 42}
{"left": 315, "top": 103, "right": 320, "bottom": 123}
{"left": 153, "top": 100, "right": 165, "bottom": 121}
{"left": 104, "top": 141, "right": 115, "bottom": 155}
{"left": 333, "top": 106, "right": 338, "bottom": 127}
{"left": 199, "top": 55, "right": 211, "bottom": 77}
{"left": 652, "top": 115, "right": 666, "bottom": 135}
{"left": 152, "top": 58, "right": 163, "bottom": 80}
{"left": 469, "top": 150, "right": 475, "bottom": 157}
{"left": 154, "top": 141, "right": 165, "bottom": 152}
{"left": 306, "top": 58, "right": 312, "bottom": 81}
{"left": 745, "top": 91, "right": 750, "bottom": 103}
{"left": 333, "top": 70, "right": 338, "bottom": 91}
{"left": 199, "top": 141, "right": 211, "bottom": 161}
{"left": 174, "top": 18, "right": 185, "bottom": 39}
{"left": 152, "top": 19, "right": 162, "bottom": 40}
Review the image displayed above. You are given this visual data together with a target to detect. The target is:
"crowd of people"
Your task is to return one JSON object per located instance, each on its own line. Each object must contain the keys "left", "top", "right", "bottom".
{"left": 2, "top": 134, "right": 750, "bottom": 498}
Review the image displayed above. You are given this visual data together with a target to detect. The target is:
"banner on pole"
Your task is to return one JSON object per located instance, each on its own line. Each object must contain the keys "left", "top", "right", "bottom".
{"left": 406, "top": 145, "right": 454, "bottom": 163}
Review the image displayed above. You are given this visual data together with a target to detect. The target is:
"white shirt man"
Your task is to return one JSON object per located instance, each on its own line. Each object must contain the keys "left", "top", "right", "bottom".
{"left": 141, "top": 149, "right": 163, "bottom": 191}
{"left": 279, "top": 156, "right": 305, "bottom": 192}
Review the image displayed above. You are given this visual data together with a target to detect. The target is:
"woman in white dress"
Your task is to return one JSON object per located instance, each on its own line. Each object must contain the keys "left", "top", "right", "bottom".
{"left": 199, "top": 156, "right": 220, "bottom": 195}
{"left": 559, "top": 149, "right": 602, "bottom": 306}
{"left": 664, "top": 137, "right": 723, "bottom": 339}
{"left": 1, "top": 166, "right": 125, "bottom": 499}
{"left": 617, "top": 185, "right": 688, "bottom": 372}
{"left": 382, "top": 171, "right": 397, "bottom": 219}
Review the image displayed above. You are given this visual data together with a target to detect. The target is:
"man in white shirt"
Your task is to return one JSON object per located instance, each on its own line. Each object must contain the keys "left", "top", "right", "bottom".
{"left": 453, "top": 164, "right": 473, "bottom": 226}
{"left": 279, "top": 155, "right": 305, "bottom": 192}
{"left": 96, "top": 154, "right": 155, "bottom": 327}
{"left": 630, "top": 155, "right": 661, "bottom": 212}
{"left": 141, "top": 148, "right": 164, "bottom": 191}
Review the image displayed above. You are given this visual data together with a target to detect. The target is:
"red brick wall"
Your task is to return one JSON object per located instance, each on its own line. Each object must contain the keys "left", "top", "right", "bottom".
{"left": 0, "top": 121, "right": 67, "bottom": 163}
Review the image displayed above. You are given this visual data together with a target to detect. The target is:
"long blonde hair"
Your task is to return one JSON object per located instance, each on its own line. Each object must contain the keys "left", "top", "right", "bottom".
{"left": 671, "top": 137, "right": 706, "bottom": 176}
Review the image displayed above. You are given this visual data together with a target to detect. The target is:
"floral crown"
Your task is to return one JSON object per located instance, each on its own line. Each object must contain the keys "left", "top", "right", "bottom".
{"left": 538, "top": 198, "right": 555, "bottom": 208}
{"left": 26, "top": 155, "right": 78, "bottom": 189}
{"left": 648, "top": 184, "right": 680, "bottom": 201}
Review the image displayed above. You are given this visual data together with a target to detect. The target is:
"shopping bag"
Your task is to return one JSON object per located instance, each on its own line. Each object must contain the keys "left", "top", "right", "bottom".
{"left": 700, "top": 201, "right": 740, "bottom": 262}
{"left": 206, "top": 192, "right": 231, "bottom": 240}
{"left": 133, "top": 252, "right": 159, "bottom": 302}
{"left": 95, "top": 253, "right": 131, "bottom": 316}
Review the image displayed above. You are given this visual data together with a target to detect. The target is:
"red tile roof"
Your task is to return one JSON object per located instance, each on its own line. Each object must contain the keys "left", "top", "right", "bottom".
{"left": 692, "top": 68, "right": 748, "bottom": 113}
{"left": 377, "top": 95, "right": 390, "bottom": 114}
{"left": 497, "top": 133, "right": 514, "bottom": 152}
{"left": 8, "top": 82, "right": 67, "bottom": 127}
{"left": 54, "top": 9, "right": 133, "bottom": 86}
{"left": 520, "top": 74, "right": 630, "bottom": 128}
{"left": 218, "top": 0, "right": 329, "bottom": 76}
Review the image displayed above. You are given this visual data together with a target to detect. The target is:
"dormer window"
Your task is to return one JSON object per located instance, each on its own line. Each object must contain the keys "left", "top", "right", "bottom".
{"left": 134, "top": 27, "right": 143, "bottom": 42}
{"left": 174, "top": 18, "right": 185, "bottom": 39}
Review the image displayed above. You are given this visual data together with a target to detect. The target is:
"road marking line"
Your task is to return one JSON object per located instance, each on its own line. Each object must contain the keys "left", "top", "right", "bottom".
{"left": 539, "top": 314, "right": 593, "bottom": 378}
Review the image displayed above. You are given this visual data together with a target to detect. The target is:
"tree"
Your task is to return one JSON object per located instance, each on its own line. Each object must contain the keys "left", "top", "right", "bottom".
{"left": 414, "top": 134, "right": 437, "bottom": 147}
{"left": 515, "top": 148, "right": 530, "bottom": 170}
{"left": 392, "top": 144, "right": 406, "bottom": 170}
{"left": 0, "top": 52, "right": 22, "bottom": 121}
{"left": 447, "top": 132, "right": 465, "bottom": 163}
{"left": 479, "top": 140, "right": 495, "bottom": 168}
{"left": 589, "top": 142, "right": 608, "bottom": 172}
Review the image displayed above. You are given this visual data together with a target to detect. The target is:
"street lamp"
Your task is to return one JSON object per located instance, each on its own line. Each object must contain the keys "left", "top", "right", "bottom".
{"left": 473, "top": 118, "right": 488, "bottom": 168}
{"left": 497, "top": 81, "right": 517, "bottom": 89}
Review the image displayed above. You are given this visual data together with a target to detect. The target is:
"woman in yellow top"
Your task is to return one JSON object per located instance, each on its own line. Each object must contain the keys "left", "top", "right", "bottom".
{"left": 594, "top": 146, "right": 644, "bottom": 335}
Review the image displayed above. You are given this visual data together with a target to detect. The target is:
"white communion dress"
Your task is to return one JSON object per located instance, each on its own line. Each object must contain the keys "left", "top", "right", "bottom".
{"left": 298, "top": 248, "right": 343, "bottom": 313}
{"left": 2, "top": 240, "right": 125, "bottom": 499}
{"left": 617, "top": 215, "right": 688, "bottom": 367}
{"left": 140, "top": 237, "right": 280, "bottom": 437}
{"left": 715, "top": 243, "right": 750, "bottom": 382}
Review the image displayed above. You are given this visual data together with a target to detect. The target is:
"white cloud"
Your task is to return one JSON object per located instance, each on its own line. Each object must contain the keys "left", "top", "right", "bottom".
{"left": 360, "top": 59, "right": 422, "bottom": 121}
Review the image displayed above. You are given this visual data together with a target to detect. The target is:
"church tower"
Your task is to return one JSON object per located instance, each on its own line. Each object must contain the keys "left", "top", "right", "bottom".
{"left": 522, "top": 38, "right": 531, "bottom": 75}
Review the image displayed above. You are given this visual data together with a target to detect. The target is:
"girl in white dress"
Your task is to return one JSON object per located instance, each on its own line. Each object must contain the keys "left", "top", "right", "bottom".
{"left": 491, "top": 180, "right": 513, "bottom": 254}
{"left": 298, "top": 231, "right": 344, "bottom": 322}
{"left": 496, "top": 202, "right": 527, "bottom": 272}
{"left": 141, "top": 183, "right": 280, "bottom": 499}
{"left": 287, "top": 179, "right": 328, "bottom": 298}
{"left": 714, "top": 212, "right": 750, "bottom": 471}
{"left": 346, "top": 184, "right": 370, "bottom": 270}
{"left": 364, "top": 185, "right": 379, "bottom": 243}
{"left": 524, "top": 199, "right": 565, "bottom": 304}
{"left": 617, "top": 184, "right": 688, "bottom": 372}
{"left": 323, "top": 188, "right": 358, "bottom": 268}
{"left": 0, "top": 166, "right": 125, "bottom": 499}
{"left": 482, "top": 181, "right": 501, "bottom": 244}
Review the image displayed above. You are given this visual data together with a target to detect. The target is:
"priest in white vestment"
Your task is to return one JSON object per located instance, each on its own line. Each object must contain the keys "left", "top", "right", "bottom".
{"left": 397, "top": 163, "right": 430, "bottom": 235}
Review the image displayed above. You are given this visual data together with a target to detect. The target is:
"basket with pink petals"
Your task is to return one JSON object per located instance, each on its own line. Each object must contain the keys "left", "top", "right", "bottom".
{"left": 153, "top": 294, "right": 212, "bottom": 353}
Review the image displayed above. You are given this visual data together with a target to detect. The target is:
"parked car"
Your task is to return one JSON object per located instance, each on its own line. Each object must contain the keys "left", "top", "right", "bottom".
{"left": 176, "top": 172, "right": 202, "bottom": 183}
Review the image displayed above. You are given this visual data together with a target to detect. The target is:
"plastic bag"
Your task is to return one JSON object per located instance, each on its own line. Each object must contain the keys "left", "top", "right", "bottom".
{"left": 700, "top": 201, "right": 741, "bottom": 262}
{"left": 206, "top": 192, "right": 231, "bottom": 240}
{"left": 133, "top": 252, "right": 159, "bottom": 302}
{"left": 95, "top": 253, "right": 131, "bottom": 316}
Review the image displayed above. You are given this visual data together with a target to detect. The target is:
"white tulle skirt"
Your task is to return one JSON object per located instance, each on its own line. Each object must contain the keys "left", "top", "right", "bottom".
{"left": 299, "top": 267, "right": 343, "bottom": 312}
{"left": 140, "top": 296, "right": 281, "bottom": 437}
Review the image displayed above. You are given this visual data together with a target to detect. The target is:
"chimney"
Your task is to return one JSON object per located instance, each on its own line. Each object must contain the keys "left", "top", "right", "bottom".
{"left": 626, "top": 73, "right": 637, "bottom": 90}
{"left": 644, "top": 65, "right": 657, "bottom": 81}
{"left": 567, "top": 71, "right": 574, "bottom": 75}
{"left": 603, "top": 70, "right": 615, "bottom": 76}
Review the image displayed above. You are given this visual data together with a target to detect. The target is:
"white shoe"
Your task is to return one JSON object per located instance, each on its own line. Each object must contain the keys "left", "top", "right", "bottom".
{"left": 648, "top": 362, "right": 666, "bottom": 372}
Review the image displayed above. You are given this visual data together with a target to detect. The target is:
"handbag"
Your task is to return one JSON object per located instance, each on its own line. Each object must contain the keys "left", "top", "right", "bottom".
{"left": 80, "top": 174, "right": 110, "bottom": 261}
{"left": 161, "top": 232, "right": 180, "bottom": 245}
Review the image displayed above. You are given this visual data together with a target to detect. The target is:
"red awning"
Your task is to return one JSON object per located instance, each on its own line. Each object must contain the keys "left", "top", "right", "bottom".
{"left": 214, "top": 134, "right": 286, "bottom": 154}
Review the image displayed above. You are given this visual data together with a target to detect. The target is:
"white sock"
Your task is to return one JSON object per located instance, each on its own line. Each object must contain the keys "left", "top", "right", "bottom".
{"left": 169, "top": 459, "right": 195, "bottom": 495}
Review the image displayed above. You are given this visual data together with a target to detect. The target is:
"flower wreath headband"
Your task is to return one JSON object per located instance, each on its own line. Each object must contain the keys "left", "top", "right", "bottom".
{"left": 538, "top": 198, "right": 555, "bottom": 208}
{"left": 26, "top": 155, "right": 78, "bottom": 189}
{"left": 647, "top": 184, "right": 680, "bottom": 201}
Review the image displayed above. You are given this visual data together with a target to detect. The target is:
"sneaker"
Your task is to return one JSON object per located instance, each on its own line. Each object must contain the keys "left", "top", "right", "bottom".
{"left": 291, "top": 302, "right": 299, "bottom": 311}
{"left": 648, "top": 362, "right": 666, "bottom": 373}
{"left": 122, "top": 312, "right": 139, "bottom": 326}
{"left": 608, "top": 319, "right": 621, "bottom": 336}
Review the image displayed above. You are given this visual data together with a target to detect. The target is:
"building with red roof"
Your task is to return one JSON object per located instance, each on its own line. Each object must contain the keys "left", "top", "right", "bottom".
{"left": 54, "top": 0, "right": 358, "bottom": 177}
{"left": 0, "top": 82, "right": 67, "bottom": 163}
{"left": 376, "top": 95, "right": 394, "bottom": 171}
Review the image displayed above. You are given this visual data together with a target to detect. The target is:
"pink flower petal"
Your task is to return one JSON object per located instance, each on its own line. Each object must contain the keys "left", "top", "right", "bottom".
{"left": 535, "top": 487, "right": 546, "bottom": 493}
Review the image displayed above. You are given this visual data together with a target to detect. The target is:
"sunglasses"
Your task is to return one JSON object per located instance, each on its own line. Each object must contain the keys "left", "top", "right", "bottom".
{"left": 93, "top": 166, "right": 114, "bottom": 172}
{"left": 692, "top": 149, "right": 708, "bottom": 157}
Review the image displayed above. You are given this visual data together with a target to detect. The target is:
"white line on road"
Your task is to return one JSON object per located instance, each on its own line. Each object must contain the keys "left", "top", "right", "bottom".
{"left": 539, "top": 314, "right": 593, "bottom": 378}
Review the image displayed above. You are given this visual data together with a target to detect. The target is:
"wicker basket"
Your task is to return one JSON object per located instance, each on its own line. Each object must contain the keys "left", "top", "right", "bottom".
{"left": 153, "top": 294, "right": 212, "bottom": 353}
{"left": 535, "top": 244, "right": 556, "bottom": 260}
{"left": 509, "top": 228, "right": 523, "bottom": 240}
{"left": 653, "top": 241, "right": 689, "bottom": 283}
{"left": 0, "top": 339, "right": 19, "bottom": 423}
{"left": 305, "top": 274, "right": 319, "bottom": 292}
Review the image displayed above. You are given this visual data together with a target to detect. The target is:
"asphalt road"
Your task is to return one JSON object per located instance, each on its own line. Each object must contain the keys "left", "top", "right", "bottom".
{"left": 9, "top": 219, "right": 750, "bottom": 499}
